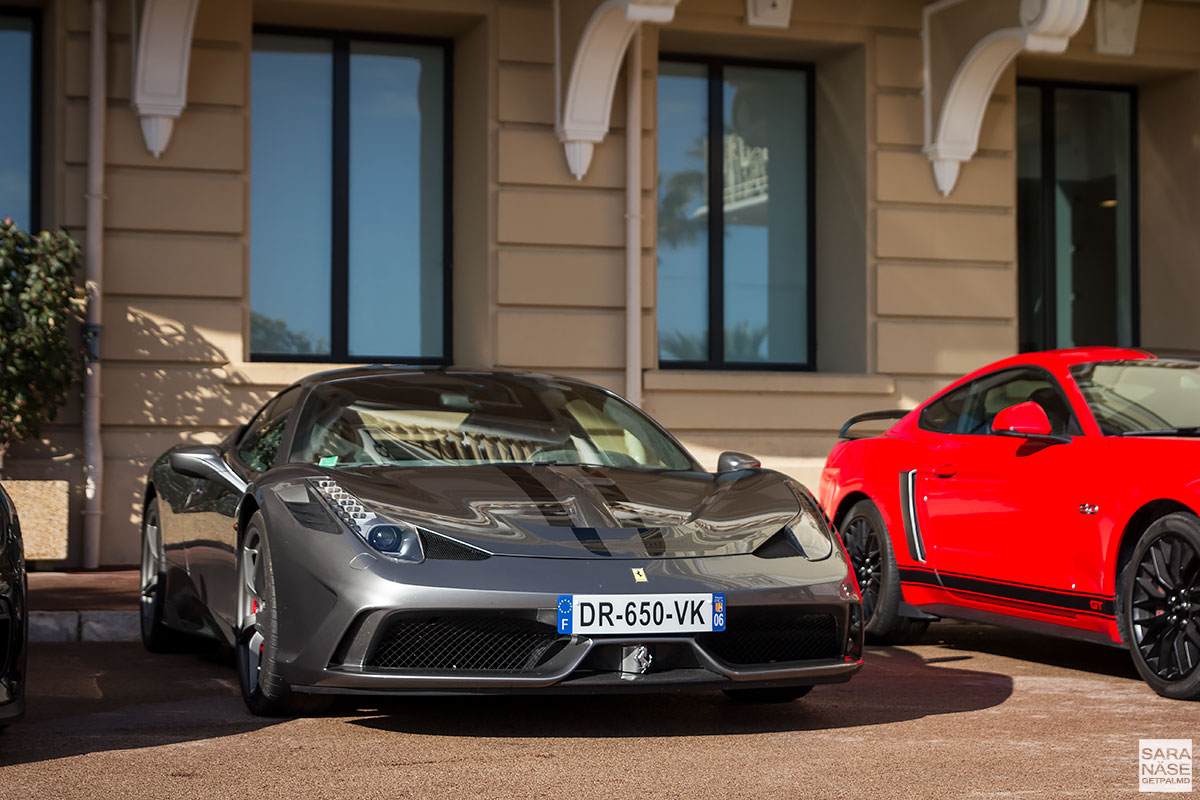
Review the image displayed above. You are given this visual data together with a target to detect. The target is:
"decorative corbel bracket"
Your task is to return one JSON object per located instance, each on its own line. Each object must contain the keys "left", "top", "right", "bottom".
{"left": 557, "top": 0, "right": 681, "bottom": 180}
{"left": 923, "top": 0, "right": 1089, "bottom": 195}
{"left": 131, "top": 0, "right": 201, "bottom": 158}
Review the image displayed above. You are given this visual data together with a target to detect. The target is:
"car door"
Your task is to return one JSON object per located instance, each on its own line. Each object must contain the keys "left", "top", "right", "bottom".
{"left": 914, "top": 367, "right": 1108, "bottom": 611}
{"left": 186, "top": 386, "right": 301, "bottom": 629}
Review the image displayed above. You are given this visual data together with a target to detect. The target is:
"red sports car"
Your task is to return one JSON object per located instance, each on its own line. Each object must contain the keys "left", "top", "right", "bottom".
{"left": 819, "top": 347, "right": 1200, "bottom": 700}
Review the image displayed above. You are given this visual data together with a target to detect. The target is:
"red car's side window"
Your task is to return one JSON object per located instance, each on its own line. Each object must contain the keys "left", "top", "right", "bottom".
{"left": 918, "top": 368, "right": 1080, "bottom": 437}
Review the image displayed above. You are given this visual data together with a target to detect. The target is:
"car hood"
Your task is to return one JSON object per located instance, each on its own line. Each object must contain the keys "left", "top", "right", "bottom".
{"left": 310, "top": 464, "right": 801, "bottom": 559}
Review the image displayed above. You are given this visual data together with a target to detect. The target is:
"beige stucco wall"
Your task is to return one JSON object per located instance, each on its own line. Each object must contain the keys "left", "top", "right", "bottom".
{"left": 7, "top": 0, "right": 1200, "bottom": 565}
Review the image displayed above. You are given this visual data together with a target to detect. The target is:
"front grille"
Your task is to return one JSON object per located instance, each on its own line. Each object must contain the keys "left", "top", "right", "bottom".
{"left": 698, "top": 610, "right": 841, "bottom": 666}
{"left": 366, "top": 615, "right": 563, "bottom": 672}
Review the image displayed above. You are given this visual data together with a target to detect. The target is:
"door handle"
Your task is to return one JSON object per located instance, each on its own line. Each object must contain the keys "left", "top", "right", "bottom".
{"left": 933, "top": 463, "right": 957, "bottom": 478}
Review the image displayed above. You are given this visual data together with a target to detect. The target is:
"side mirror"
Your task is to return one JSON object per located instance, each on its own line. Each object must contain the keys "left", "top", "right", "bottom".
{"left": 717, "top": 451, "right": 761, "bottom": 473}
{"left": 169, "top": 445, "right": 248, "bottom": 493}
{"left": 991, "top": 401, "right": 1070, "bottom": 444}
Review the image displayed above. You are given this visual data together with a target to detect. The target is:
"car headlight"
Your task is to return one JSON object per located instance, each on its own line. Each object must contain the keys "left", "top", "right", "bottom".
{"left": 311, "top": 478, "right": 424, "bottom": 563}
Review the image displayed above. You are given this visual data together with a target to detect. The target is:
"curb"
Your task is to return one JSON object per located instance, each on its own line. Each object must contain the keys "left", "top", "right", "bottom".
{"left": 29, "top": 610, "right": 140, "bottom": 643}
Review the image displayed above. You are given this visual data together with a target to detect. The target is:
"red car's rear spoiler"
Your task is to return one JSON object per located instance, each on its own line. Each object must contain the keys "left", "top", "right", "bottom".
{"left": 838, "top": 409, "right": 911, "bottom": 441}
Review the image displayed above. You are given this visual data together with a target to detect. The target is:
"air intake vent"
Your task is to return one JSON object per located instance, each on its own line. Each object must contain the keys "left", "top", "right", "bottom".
{"left": 698, "top": 610, "right": 840, "bottom": 666}
{"left": 421, "top": 533, "right": 490, "bottom": 561}
{"left": 367, "top": 615, "right": 562, "bottom": 672}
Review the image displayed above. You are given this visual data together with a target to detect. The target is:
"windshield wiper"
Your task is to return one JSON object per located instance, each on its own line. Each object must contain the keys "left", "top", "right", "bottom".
{"left": 1114, "top": 426, "right": 1200, "bottom": 437}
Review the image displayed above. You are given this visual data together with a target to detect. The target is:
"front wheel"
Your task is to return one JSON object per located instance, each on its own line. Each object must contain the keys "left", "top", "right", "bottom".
{"left": 1121, "top": 513, "right": 1200, "bottom": 701}
{"left": 840, "top": 499, "right": 929, "bottom": 645}
{"left": 140, "top": 498, "right": 189, "bottom": 653}
{"left": 236, "top": 513, "right": 331, "bottom": 717}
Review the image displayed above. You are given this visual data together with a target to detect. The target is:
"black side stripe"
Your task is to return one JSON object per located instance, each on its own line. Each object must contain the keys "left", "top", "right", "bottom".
{"left": 899, "top": 566, "right": 1116, "bottom": 618}
{"left": 898, "top": 469, "right": 927, "bottom": 563}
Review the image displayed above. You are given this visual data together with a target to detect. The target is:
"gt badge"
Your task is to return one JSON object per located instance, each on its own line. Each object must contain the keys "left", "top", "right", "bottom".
{"left": 631, "top": 568, "right": 648, "bottom": 583}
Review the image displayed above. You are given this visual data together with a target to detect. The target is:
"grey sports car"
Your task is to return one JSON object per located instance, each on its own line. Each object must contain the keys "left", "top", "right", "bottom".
{"left": 142, "top": 368, "right": 863, "bottom": 715}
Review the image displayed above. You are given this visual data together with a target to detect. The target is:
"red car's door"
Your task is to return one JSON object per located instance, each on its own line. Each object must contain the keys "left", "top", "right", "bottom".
{"left": 912, "top": 367, "right": 1110, "bottom": 609}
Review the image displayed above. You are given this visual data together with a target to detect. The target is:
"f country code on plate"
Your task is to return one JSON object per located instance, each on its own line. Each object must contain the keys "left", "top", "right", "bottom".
{"left": 557, "top": 593, "right": 726, "bottom": 635}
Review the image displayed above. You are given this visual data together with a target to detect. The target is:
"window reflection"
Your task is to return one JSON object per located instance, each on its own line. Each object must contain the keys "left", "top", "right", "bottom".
{"left": 250, "top": 35, "right": 333, "bottom": 356}
{"left": 656, "top": 59, "right": 811, "bottom": 368}
{"left": 0, "top": 15, "right": 34, "bottom": 229}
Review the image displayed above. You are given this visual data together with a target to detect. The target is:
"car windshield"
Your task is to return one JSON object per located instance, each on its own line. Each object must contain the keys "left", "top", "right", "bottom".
{"left": 1070, "top": 359, "right": 1200, "bottom": 435}
{"left": 292, "top": 373, "right": 697, "bottom": 470}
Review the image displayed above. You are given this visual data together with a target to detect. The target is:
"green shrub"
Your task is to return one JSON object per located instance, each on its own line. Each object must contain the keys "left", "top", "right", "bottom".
{"left": 0, "top": 218, "right": 88, "bottom": 463}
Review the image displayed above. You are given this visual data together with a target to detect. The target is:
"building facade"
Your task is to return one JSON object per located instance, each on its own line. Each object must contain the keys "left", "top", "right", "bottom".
{"left": 2, "top": 0, "right": 1199, "bottom": 566}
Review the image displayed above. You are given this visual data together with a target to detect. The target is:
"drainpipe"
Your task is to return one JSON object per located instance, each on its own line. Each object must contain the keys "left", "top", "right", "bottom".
{"left": 624, "top": 27, "right": 643, "bottom": 407}
{"left": 82, "top": 0, "right": 107, "bottom": 570}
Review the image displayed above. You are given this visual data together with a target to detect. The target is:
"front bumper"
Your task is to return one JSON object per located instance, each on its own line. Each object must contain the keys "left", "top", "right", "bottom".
{"left": 267, "top": 536, "right": 860, "bottom": 694}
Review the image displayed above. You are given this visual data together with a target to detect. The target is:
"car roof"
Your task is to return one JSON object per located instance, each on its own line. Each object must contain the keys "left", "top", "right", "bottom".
{"left": 959, "top": 346, "right": 1155, "bottom": 381}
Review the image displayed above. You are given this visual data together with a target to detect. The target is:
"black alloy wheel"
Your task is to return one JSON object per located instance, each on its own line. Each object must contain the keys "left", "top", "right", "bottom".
{"left": 1122, "top": 513, "right": 1200, "bottom": 700}
{"left": 840, "top": 500, "right": 929, "bottom": 645}
{"left": 842, "top": 514, "right": 883, "bottom": 624}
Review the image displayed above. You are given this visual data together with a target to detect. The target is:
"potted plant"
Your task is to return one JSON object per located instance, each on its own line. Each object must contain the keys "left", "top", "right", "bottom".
{"left": 0, "top": 218, "right": 88, "bottom": 560}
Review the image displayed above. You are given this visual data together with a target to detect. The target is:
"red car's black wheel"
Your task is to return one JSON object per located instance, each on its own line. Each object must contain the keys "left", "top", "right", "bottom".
{"left": 1122, "top": 513, "right": 1200, "bottom": 700}
{"left": 841, "top": 500, "right": 928, "bottom": 645}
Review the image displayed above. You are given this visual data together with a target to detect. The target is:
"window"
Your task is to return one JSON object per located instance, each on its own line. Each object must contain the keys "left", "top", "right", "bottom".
{"left": 250, "top": 30, "right": 450, "bottom": 363}
{"left": 1017, "top": 82, "right": 1137, "bottom": 353}
{"left": 919, "top": 368, "right": 1079, "bottom": 437}
{"left": 0, "top": 11, "right": 38, "bottom": 230}
{"left": 656, "top": 56, "right": 813, "bottom": 369}
{"left": 237, "top": 386, "right": 301, "bottom": 472}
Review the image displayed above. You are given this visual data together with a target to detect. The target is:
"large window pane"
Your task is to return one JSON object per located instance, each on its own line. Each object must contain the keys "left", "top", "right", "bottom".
{"left": 1053, "top": 87, "right": 1134, "bottom": 349}
{"left": 0, "top": 16, "right": 34, "bottom": 229}
{"left": 656, "top": 62, "right": 709, "bottom": 363}
{"left": 348, "top": 42, "right": 444, "bottom": 359}
{"left": 1017, "top": 82, "right": 1135, "bottom": 352}
{"left": 250, "top": 35, "right": 333, "bottom": 356}
{"left": 723, "top": 66, "right": 807, "bottom": 364}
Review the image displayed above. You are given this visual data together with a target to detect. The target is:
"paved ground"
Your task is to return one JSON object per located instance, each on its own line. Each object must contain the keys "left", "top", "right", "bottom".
{"left": 0, "top": 622, "right": 1193, "bottom": 799}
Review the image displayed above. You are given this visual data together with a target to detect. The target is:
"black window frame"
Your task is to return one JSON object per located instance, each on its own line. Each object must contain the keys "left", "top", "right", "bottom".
{"left": 1, "top": 6, "right": 42, "bottom": 232}
{"left": 658, "top": 53, "right": 817, "bottom": 372}
{"left": 249, "top": 25, "right": 454, "bottom": 366}
{"left": 1017, "top": 78, "right": 1139, "bottom": 354}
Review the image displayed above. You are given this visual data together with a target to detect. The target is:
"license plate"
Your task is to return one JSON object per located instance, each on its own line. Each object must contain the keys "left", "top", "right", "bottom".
{"left": 556, "top": 593, "right": 726, "bottom": 635}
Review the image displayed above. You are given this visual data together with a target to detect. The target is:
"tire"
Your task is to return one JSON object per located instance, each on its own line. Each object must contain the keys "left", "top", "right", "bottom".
{"left": 722, "top": 685, "right": 813, "bottom": 704}
{"left": 236, "top": 512, "right": 332, "bottom": 717}
{"left": 1120, "top": 512, "right": 1200, "bottom": 701}
{"left": 140, "top": 498, "right": 190, "bottom": 653}
{"left": 840, "top": 499, "right": 929, "bottom": 645}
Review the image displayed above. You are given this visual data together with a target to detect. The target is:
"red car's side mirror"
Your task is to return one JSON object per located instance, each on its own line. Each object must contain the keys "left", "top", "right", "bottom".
{"left": 991, "top": 401, "right": 1070, "bottom": 444}
{"left": 992, "top": 401, "right": 1052, "bottom": 436}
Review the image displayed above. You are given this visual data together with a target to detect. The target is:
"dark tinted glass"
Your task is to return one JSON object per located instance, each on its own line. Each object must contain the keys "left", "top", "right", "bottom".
{"left": 921, "top": 369, "right": 1076, "bottom": 436}
{"left": 0, "top": 15, "right": 34, "bottom": 228}
{"left": 1018, "top": 84, "right": 1135, "bottom": 351}
{"left": 237, "top": 387, "right": 300, "bottom": 471}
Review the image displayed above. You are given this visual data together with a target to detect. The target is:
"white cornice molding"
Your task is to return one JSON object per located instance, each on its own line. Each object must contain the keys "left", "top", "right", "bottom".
{"left": 923, "top": 0, "right": 1089, "bottom": 195}
{"left": 557, "top": 0, "right": 680, "bottom": 180}
{"left": 131, "top": 0, "right": 201, "bottom": 158}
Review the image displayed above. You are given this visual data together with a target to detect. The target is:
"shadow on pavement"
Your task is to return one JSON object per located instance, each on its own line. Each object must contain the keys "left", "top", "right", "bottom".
{"left": 346, "top": 644, "right": 1014, "bottom": 738}
{"left": 0, "top": 643, "right": 282, "bottom": 767}
{"left": 924, "top": 621, "right": 1141, "bottom": 681}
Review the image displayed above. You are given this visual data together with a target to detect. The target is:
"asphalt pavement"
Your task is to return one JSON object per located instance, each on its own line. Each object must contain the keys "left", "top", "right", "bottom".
{"left": 0, "top": 621, "right": 1193, "bottom": 799}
